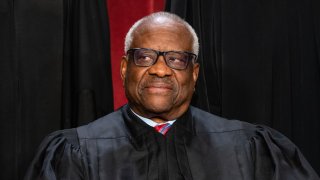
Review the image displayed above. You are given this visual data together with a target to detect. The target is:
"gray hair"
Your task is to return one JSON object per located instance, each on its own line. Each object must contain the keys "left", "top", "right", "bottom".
{"left": 124, "top": 12, "right": 199, "bottom": 55}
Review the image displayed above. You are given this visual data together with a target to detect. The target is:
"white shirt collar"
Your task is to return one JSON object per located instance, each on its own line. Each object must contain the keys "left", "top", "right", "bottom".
{"left": 130, "top": 109, "right": 176, "bottom": 127}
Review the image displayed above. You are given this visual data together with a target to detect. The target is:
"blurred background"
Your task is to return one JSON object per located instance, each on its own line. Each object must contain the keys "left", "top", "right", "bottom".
{"left": 1, "top": 0, "right": 319, "bottom": 179}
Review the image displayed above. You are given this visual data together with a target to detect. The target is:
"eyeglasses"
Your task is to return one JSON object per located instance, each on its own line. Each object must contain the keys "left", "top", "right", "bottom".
{"left": 126, "top": 48, "right": 197, "bottom": 70}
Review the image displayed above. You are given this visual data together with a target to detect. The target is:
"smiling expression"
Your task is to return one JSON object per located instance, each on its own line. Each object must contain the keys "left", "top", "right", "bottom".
{"left": 121, "top": 19, "right": 199, "bottom": 122}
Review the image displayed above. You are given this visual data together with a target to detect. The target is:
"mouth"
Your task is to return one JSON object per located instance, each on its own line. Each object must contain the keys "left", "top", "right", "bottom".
{"left": 143, "top": 83, "right": 173, "bottom": 94}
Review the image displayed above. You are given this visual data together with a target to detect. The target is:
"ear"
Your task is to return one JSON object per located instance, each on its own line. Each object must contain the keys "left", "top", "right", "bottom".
{"left": 192, "top": 63, "right": 200, "bottom": 83}
{"left": 120, "top": 56, "right": 128, "bottom": 86}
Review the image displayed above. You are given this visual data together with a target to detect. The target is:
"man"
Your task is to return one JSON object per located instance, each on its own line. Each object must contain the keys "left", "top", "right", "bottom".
{"left": 25, "top": 12, "right": 319, "bottom": 180}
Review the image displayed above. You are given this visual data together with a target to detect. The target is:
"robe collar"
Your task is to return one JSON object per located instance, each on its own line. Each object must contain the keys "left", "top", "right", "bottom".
{"left": 121, "top": 104, "right": 195, "bottom": 147}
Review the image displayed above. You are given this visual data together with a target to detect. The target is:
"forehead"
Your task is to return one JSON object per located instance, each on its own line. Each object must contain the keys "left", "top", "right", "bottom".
{"left": 130, "top": 21, "right": 193, "bottom": 52}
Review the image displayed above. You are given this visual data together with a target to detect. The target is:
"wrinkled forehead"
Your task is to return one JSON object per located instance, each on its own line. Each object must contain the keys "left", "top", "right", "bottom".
{"left": 130, "top": 19, "right": 193, "bottom": 50}
{"left": 134, "top": 18, "right": 188, "bottom": 36}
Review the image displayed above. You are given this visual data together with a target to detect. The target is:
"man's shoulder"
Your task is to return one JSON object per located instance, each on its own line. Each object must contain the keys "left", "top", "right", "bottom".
{"left": 189, "top": 106, "right": 255, "bottom": 133}
{"left": 77, "top": 108, "right": 127, "bottom": 139}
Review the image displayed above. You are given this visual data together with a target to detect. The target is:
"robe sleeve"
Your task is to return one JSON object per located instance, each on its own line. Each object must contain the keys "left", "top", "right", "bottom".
{"left": 249, "top": 125, "right": 320, "bottom": 180}
{"left": 24, "top": 129, "right": 86, "bottom": 180}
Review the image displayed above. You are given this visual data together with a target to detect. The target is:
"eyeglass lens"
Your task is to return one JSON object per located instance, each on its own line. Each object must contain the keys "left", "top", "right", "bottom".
{"left": 131, "top": 49, "right": 193, "bottom": 70}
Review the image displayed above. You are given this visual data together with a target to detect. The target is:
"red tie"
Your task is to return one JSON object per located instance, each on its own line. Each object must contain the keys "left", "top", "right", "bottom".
{"left": 154, "top": 123, "right": 171, "bottom": 135}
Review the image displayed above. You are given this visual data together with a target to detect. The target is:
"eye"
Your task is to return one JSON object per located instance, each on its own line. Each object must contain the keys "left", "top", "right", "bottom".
{"left": 137, "top": 55, "right": 153, "bottom": 62}
{"left": 134, "top": 50, "right": 156, "bottom": 66}
{"left": 168, "top": 57, "right": 186, "bottom": 64}
{"left": 166, "top": 53, "right": 188, "bottom": 67}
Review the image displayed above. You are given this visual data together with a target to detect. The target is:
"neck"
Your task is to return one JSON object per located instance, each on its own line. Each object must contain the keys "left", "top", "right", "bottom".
{"left": 129, "top": 103, "right": 190, "bottom": 123}
{"left": 150, "top": 117, "right": 168, "bottom": 123}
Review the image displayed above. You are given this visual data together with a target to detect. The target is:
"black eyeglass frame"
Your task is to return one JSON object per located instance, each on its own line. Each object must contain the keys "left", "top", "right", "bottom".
{"left": 126, "top": 48, "right": 198, "bottom": 70}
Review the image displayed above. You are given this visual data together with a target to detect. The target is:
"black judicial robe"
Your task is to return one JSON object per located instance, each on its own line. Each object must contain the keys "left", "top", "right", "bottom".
{"left": 25, "top": 105, "right": 319, "bottom": 180}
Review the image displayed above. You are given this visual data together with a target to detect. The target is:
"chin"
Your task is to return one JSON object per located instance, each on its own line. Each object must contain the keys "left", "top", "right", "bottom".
{"left": 140, "top": 95, "right": 174, "bottom": 109}
{"left": 144, "top": 103, "right": 172, "bottom": 114}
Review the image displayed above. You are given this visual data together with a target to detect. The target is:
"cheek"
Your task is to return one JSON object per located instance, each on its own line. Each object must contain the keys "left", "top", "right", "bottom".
{"left": 126, "top": 70, "right": 138, "bottom": 84}
{"left": 176, "top": 72, "right": 195, "bottom": 96}
{"left": 125, "top": 68, "right": 144, "bottom": 96}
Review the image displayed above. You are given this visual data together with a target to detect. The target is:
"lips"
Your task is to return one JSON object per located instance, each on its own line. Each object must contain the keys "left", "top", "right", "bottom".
{"left": 145, "top": 83, "right": 173, "bottom": 89}
{"left": 142, "top": 83, "right": 172, "bottom": 94}
{"left": 140, "top": 78, "right": 175, "bottom": 94}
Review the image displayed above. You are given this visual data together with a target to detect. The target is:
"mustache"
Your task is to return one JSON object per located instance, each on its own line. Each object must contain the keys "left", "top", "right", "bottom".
{"left": 140, "top": 77, "right": 176, "bottom": 89}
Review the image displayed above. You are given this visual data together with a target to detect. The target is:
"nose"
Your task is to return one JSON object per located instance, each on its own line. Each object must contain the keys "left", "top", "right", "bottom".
{"left": 147, "top": 55, "right": 173, "bottom": 77}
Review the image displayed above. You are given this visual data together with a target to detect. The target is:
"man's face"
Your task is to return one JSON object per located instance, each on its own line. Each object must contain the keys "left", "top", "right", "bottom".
{"left": 121, "top": 22, "right": 199, "bottom": 121}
